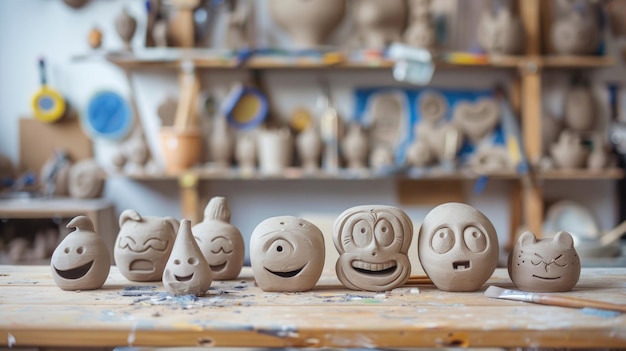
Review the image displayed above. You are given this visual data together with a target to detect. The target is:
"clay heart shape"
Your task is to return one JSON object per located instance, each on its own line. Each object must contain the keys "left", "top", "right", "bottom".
{"left": 416, "top": 122, "right": 462, "bottom": 161}
{"left": 452, "top": 99, "right": 500, "bottom": 144}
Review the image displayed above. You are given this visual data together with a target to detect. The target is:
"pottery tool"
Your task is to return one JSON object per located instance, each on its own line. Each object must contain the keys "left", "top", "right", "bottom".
{"left": 221, "top": 83, "right": 268, "bottom": 130}
{"left": 387, "top": 43, "right": 435, "bottom": 86}
{"left": 484, "top": 286, "right": 626, "bottom": 313}
{"left": 406, "top": 275, "right": 432, "bottom": 285}
{"left": 173, "top": 60, "right": 200, "bottom": 131}
{"left": 84, "top": 90, "right": 133, "bottom": 140}
{"left": 31, "top": 57, "right": 66, "bottom": 123}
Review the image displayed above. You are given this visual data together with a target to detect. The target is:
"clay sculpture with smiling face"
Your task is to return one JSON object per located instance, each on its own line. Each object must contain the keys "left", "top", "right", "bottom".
{"left": 508, "top": 231, "right": 580, "bottom": 293}
{"left": 250, "top": 216, "right": 325, "bottom": 292}
{"left": 192, "top": 197, "right": 244, "bottom": 280}
{"left": 51, "top": 216, "right": 111, "bottom": 290}
{"left": 114, "top": 210, "right": 179, "bottom": 282}
{"left": 418, "top": 202, "right": 499, "bottom": 292}
{"left": 333, "top": 205, "right": 413, "bottom": 292}
{"left": 162, "top": 219, "right": 213, "bottom": 296}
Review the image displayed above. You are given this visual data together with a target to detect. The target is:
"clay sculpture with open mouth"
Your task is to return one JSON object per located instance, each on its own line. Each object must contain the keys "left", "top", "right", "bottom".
{"left": 250, "top": 216, "right": 325, "bottom": 292}
{"left": 114, "top": 209, "right": 179, "bottom": 282}
{"left": 333, "top": 205, "right": 413, "bottom": 292}
{"left": 162, "top": 219, "right": 213, "bottom": 296}
{"left": 508, "top": 231, "right": 580, "bottom": 292}
{"left": 192, "top": 197, "right": 244, "bottom": 280}
{"left": 51, "top": 216, "right": 111, "bottom": 290}
{"left": 418, "top": 202, "right": 499, "bottom": 292}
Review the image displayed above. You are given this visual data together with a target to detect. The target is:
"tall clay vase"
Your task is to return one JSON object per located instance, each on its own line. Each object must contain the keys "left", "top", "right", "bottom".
{"left": 115, "top": 7, "right": 137, "bottom": 51}
{"left": 210, "top": 116, "right": 235, "bottom": 170}
{"left": 267, "top": 0, "right": 346, "bottom": 48}
{"left": 352, "top": 0, "right": 408, "bottom": 49}
{"left": 296, "top": 125, "right": 322, "bottom": 172}
{"left": 341, "top": 123, "right": 369, "bottom": 169}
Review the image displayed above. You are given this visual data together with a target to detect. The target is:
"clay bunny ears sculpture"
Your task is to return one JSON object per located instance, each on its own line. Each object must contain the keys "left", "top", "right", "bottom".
{"left": 114, "top": 210, "right": 179, "bottom": 282}
{"left": 250, "top": 216, "right": 325, "bottom": 292}
{"left": 51, "top": 216, "right": 111, "bottom": 291}
{"left": 418, "top": 202, "right": 499, "bottom": 292}
{"left": 192, "top": 197, "right": 244, "bottom": 280}
{"left": 508, "top": 231, "right": 580, "bottom": 292}
{"left": 333, "top": 205, "right": 413, "bottom": 292}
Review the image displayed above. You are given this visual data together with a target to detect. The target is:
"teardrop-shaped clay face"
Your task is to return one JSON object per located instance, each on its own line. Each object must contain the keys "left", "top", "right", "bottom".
{"left": 192, "top": 197, "right": 245, "bottom": 280}
{"left": 163, "top": 219, "right": 213, "bottom": 296}
{"left": 418, "top": 202, "right": 499, "bottom": 292}
{"left": 508, "top": 231, "right": 581, "bottom": 292}
{"left": 333, "top": 205, "right": 413, "bottom": 292}
{"left": 250, "top": 216, "right": 325, "bottom": 292}
{"left": 51, "top": 216, "right": 111, "bottom": 291}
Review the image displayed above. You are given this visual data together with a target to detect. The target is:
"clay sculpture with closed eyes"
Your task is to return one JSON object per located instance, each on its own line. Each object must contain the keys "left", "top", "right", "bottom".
{"left": 508, "top": 231, "right": 580, "bottom": 292}
{"left": 192, "top": 197, "right": 244, "bottom": 280}
{"left": 114, "top": 209, "right": 179, "bottom": 282}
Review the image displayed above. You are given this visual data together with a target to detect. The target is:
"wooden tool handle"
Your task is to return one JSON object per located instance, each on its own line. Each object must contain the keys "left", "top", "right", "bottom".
{"left": 537, "top": 294, "right": 626, "bottom": 313}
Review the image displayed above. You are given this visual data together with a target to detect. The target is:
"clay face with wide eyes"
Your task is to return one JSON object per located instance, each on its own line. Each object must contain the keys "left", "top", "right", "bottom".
{"left": 418, "top": 202, "right": 499, "bottom": 292}
{"left": 51, "top": 216, "right": 111, "bottom": 291}
{"left": 508, "top": 231, "right": 580, "bottom": 292}
{"left": 250, "top": 216, "right": 325, "bottom": 292}
{"left": 333, "top": 205, "right": 413, "bottom": 292}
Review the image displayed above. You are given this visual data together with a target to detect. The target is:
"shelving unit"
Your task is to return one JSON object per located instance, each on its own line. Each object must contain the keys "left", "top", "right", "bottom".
{"left": 99, "top": 0, "right": 621, "bottom": 246}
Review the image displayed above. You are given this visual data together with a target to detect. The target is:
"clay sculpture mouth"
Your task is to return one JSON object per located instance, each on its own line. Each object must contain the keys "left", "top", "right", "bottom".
{"left": 351, "top": 260, "right": 397, "bottom": 276}
{"left": 54, "top": 260, "right": 94, "bottom": 280}
{"left": 532, "top": 275, "right": 561, "bottom": 280}
{"left": 210, "top": 262, "right": 227, "bottom": 272}
{"left": 174, "top": 273, "right": 194, "bottom": 282}
{"left": 452, "top": 260, "right": 470, "bottom": 271}
{"left": 264, "top": 264, "right": 306, "bottom": 278}
{"left": 129, "top": 259, "right": 155, "bottom": 272}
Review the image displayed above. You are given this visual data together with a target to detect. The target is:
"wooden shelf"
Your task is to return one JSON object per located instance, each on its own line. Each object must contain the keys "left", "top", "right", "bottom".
{"left": 538, "top": 168, "right": 624, "bottom": 180}
{"left": 540, "top": 55, "right": 616, "bottom": 68}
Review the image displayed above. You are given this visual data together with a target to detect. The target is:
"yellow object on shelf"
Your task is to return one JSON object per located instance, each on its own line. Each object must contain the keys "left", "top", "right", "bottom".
{"left": 31, "top": 58, "right": 66, "bottom": 123}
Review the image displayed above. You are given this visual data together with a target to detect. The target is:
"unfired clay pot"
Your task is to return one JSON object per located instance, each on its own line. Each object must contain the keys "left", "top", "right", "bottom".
{"left": 257, "top": 128, "right": 292, "bottom": 175}
{"left": 452, "top": 98, "right": 500, "bottom": 144}
{"left": 551, "top": 12, "right": 599, "bottom": 55}
{"left": 508, "top": 231, "right": 581, "bottom": 292}
{"left": 267, "top": 0, "right": 346, "bottom": 48}
{"left": 333, "top": 205, "right": 413, "bottom": 292}
{"left": 114, "top": 210, "right": 179, "bottom": 282}
{"left": 296, "top": 125, "right": 322, "bottom": 172}
{"left": 564, "top": 84, "right": 595, "bottom": 131}
{"left": 115, "top": 7, "right": 137, "bottom": 51}
{"left": 341, "top": 123, "right": 369, "bottom": 169}
{"left": 418, "top": 202, "right": 499, "bottom": 292}
{"left": 51, "top": 216, "right": 111, "bottom": 291}
{"left": 476, "top": 7, "right": 524, "bottom": 55}
{"left": 192, "top": 197, "right": 244, "bottom": 280}
{"left": 550, "top": 130, "right": 588, "bottom": 169}
{"left": 250, "top": 216, "right": 325, "bottom": 292}
{"left": 162, "top": 219, "right": 213, "bottom": 296}
{"left": 210, "top": 115, "right": 235, "bottom": 169}
{"left": 352, "top": 0, "right": 408, "bottom": 49}
{"left": 235, "top": 132, "right": 257, "bottom": 173}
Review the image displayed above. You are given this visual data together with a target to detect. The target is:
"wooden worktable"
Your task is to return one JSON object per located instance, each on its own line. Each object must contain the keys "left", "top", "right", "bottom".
{"left": 1, "top": 265, "right": 625, "bottom": 349}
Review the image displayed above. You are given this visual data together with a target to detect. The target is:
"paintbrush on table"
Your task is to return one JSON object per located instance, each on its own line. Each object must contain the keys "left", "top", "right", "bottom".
{"left": 485, "top": 286, "right": 626, "bottom": 313}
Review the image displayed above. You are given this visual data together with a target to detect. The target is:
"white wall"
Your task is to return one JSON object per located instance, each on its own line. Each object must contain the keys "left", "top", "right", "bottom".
{"left": 0, "top": 0, "right": 620, "bottom": 264}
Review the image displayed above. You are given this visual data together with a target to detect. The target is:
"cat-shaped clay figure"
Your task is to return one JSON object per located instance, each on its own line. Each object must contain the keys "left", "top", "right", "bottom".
{"left": 508, "top": 231, "right": 581, "bottom": 292}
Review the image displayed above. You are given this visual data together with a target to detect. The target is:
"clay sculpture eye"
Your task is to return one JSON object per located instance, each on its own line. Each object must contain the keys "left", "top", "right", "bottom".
{"left": 374, "top": 219, "right": 394, "bottom": 247}
{"left": 267, "top": 238, "right": 294, "bottom": 256}
{"left": 431, "top": 227, "right": 455, "bottom": 254}
{"left": 463, "top": 226, "right": 487, "bottom": 253}
{"left": 352, "top": 221, "right": 373, "bottom": 248}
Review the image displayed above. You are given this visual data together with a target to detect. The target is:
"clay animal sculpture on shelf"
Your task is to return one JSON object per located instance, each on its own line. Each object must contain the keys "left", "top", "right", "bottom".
{"left": 508, "top": 231, "right": 581, "bottom": 292}
{"left": 351, "top": 0, "right": 408, "bottom": 49}
{"left": 267, "top": 0, "right": 346, "bottom": 48}
{"left": 476, "top": 6, "right": 524, "bottom": 55}
{"left": 550, "top": 130, "right": 588, "bottom": 169}
{"left": 192, "top": 197, "right": 244, "bottom": 280}
{"left": 250, "top": 216, "right": 325, "bottom": 292}
{"left": 333, "top": 205, "right": 413, "bottom": 292}
{"left": 50, "top": 216, "right": 111, "bottom": 291}
{"left": 418, "top": 202, "right": 499, "bottom": 292}
{"left": 163, "top": 219, "right": 213, "bottom": 296}
{"left": 114, "top": 210, "right": 179, "bottom": 282}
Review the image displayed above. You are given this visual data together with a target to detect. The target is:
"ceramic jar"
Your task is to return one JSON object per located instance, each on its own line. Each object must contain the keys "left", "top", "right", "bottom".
{"left": 352, "top": 0, "right": 408, "bottom": 49}
{"left": 257, "top": 128, "right": 292, "bottom": 175}
{"left": 235, "top": 132, "right": 257, "bottom": 174}
{"left": 267, "top": 0, "right": 346, "bottom": 48}
{"left": 210, "top": 115, "right": 235, "bottom": 170}
{"left": 341, "top": 123, "right": 369, "bottom": 169}
{"left": 296, "top": 125, "right": 322, "bottom": 172}
{"left": 476, "top": 7, "right": 524, "bottom": 55}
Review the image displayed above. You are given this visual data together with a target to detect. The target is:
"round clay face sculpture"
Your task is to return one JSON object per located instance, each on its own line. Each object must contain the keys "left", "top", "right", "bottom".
{"left": 163, "top": 219, "right": 213, "bottom": 296}
{"left": 51, "top": 216, "right": 111, "bottom": 291}
{"left": 508, "top": 231, "right": 581, "bottom": 293}
{"left": 333, "top": 205, "right": 413, "bottom": 292}
{"left": 250, "top": 216, "right": 325, "bottom": 292}
{"left": 418, "top": 202, "right": 499, "bottom": 292}
{"left": 114, "top": 210, "right": 179, "bottom": 282}
{"left": 192, "top": 197, "right": 245, "bottom": 280}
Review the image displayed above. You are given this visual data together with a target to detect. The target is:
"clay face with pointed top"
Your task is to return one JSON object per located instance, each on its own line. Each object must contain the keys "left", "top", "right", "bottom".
{"left": 163, "top": 219, "right": 213, "bottom": 296}
{"left": 114, "top": 210, "right": 179, "bottom": 282}
{"left": 333, "top": 205, "right": 413, "bottom": 292}
{"left": 250, "top": 216, "right": 325, "bottom": 292}
{"left": 418, "top": 202, "right": 498, "bottom": 292}
{"left": 508, "top": 231, "right": 581, "bottom": 293}
{"left": 51, "top": 216, "right": 111, "bottom": 291}
{"left": 192, "top": 197, "right": 244, "bottom": 280}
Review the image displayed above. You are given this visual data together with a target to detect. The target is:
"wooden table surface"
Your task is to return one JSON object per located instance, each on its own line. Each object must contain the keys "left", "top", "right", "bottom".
{"left": 1, "top": 265, "right": 625, "bottom": 349}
